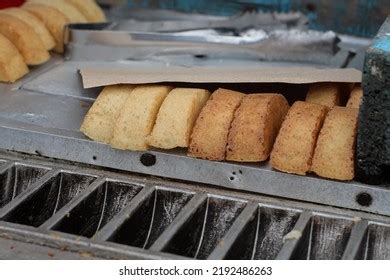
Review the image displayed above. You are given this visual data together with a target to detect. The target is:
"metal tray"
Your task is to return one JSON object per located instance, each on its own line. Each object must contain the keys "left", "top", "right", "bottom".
{"left": 0, "top": 56, "right": 389, "bottom": 218}
{"left": 1, "top": 150, "right": 390, "bottom": 260}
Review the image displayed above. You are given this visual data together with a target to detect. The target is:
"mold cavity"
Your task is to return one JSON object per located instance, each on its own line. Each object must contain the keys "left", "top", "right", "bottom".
{"left": 162, "top": 196, "right": 246, "bottom": 259}
{"left": 51, "top": 180, "right": 142, "bottom": 237}
{"left": 0, "top": 164, "right": 50, "bottom": 208}
{"left": 108, "top": 188, "right": 193, "bottom": 249}
{"left": 225, "top": 206, "right": 300, "bottom": 260}
{"left": 2, "top": 172, "right": 96, "bottom": 227}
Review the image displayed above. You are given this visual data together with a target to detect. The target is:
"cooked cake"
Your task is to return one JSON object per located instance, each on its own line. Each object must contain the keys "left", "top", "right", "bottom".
{"left": 80, "top": 85, "right": 135, "bottom": 144}
{"left": 226, "top": 93, "right": 289, "bottom": 162}
{"left": 311, "top": 106, "right": 359, "bottom": 180}
{"left": 0, "top": 14, "right": 49, "bottom": 65}
{"left": 270, "top": 101, "right": 328, "bottom": 175}
{"left": 111, "top": 85, "right": 172, "bottom": 151}
{"left": 188, "top": 88, "right": 244, "bottom": 161}
{"left": 0, "top": 33, "right": 29, "bottom": 82}
{"left": 147, "top": 88, "right": 210, "bottom": 149}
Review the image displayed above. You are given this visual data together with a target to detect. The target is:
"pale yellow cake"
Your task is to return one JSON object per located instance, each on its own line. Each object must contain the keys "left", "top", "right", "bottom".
{"left": 147, "top": 88, "right": 210, "bottom": 149}
{"left": 23, "top": 3, "right": 70, "bottom": 53}
{"left": 0, "top": 33, "right": 29, "bottom": 82}
{"left": 0, "top": 8, "right": 55, "bottom": 51}
{"left": 0, "top": 14, "right": 49, "bottom": 65}
{"left": 110, "top": 85, "right": 172, "bottom": 151}
{"left": 80, "top": 85, "right": 135, "bottom": 144}
{"left": 27, "top": 0, "right": 87, "bottom": 23}
{"left": 66, "top": 0, "right": 106, "bottom": 22}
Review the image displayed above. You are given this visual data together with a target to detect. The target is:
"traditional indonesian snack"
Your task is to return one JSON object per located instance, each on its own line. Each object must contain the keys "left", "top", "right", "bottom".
{"left": 0, "top": 14, "right": 49, "bottom": 65}
{"left": 188, "top": 88, "right": 244, "bottom": 161}
{"left": 226, "top": 94, "right": 289, "bottom": 162}
{"left": 311, "top": 107, "right": 359, "bottom": 181}
{"left": 111, "top": 85, "right": 172, "bottom": 151}
{"left": 27, "top": 0, "right": 87, "bottom": 23}
{"left": 0, "top": 34, "right": 29, "bottom": 83}
{"left": 147, "top": 88, "right": 210, "bottom": 149}
{"left": 80, "top": 85, "right": 135, "bottom": 144}
{"left": 270, "top": 101, "right": 328, "bottom": 175}
{"left": 346, "top": 85, "right": 363, "bottom": 109}
{"left": 23, "top": 4, "right": 70, "bottom": 53}
{"left": 0, "top": 8, "right": 55, "bottom": 51}
{"left": 305, "top": 83, "right": 344, "bottom": 108}
{"left": 65, "top": 0, "right": 106, "bottom": 22}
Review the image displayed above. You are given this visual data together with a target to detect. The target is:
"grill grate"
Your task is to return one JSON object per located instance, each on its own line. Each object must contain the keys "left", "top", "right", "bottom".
{"left": 0, "top": 151, "right": 390, "bottom": 260}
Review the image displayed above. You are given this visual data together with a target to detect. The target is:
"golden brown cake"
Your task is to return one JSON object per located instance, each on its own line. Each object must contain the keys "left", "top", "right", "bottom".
{"left": 27, "top": 0, "right": 87, "bottom": 23}
{"left": 0, "top": 33, "right": 29, "bottom": 82}
{"left": 80, "top": 85, "right": 135, "bottom": 144}
{"left": 23, "top": 3, "right": 70, "bottom": 53}
{"left": 346, "top": 85, "right": 363, "bottom": 109}
{"left": 0, "top": 14, "right": 49, "bottom": 65}
{"left": 226, "top": 93, "right": 289, "bottom": 162}
{"left": 270, "top": 101, "right": 328, "bottom": 175}
{"left": 111, "top": 85, "right": 172, "bottom": 151}
{"left": 0, "top": 8, "right": 55, "bottom": 51}
{"left": 188, "top": 88, "right": 244, "bottom": 161}
{"left": 311, "top": 106, "right": 359, "bottom": 181}
{"left": 147, "top": 88, "right": 210, "bottom": 149}
{"left": 305, "top": 83, "right": 344, "bottom": 108}
{"left": 65, "top": 0, "right": 106, "bottom": 22}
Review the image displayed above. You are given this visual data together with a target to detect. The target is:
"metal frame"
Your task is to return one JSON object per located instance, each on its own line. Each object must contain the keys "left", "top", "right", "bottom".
{"left": 0, "top": 151, "right": 390, "bottom": 260}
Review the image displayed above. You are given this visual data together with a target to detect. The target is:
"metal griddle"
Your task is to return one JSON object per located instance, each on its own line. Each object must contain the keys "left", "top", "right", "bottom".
{"left": 0, "top": 16, "right": 388, "bottom": 259}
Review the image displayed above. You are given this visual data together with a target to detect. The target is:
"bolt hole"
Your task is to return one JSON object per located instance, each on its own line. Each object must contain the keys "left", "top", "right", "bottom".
{"left": 140, "top": 153, "right": 156, "bottom": 167}
{"left": 229, "top": 176, "right": 235, "bottom": 181}
{"left": 239, "top": 170, "right": 243, "bottom": 174}
{"left": 356, "top": 192, "right": 373, "bottom": 207}
{"left": 92, "top": 156, "right": 97, "bottom": 161}
{"left": 232, "top": 171, "right": 236, "bottom": 175}
{"left": 194, "top": 54, "right": 207, "bottom": 59}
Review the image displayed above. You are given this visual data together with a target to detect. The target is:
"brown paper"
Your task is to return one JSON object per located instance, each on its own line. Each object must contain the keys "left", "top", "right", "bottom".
{"left": 80, "top": 65, "right": 362, "bottom": 89}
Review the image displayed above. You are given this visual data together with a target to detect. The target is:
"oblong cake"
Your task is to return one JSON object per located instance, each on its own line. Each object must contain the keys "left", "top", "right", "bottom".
{"left": 188, "top": 88, "right": 244, "bottom": 161}
{"left": 27, "top": 0, "right": 87, "bottom": 23}
{"left": 270, "top": 101, "right": 328, "bottom": 175}
{"left": 23, "top": 3, "right": 70, "bottom": 53}
{"left": 226, "top": 93, "right": 289, "bottom": 162}
{"left": 65, "top": 0, "right": 106, "bottom": 22}
{"left": 311, "top": 106, "right": 359, "bottom": 181}
{"left": 80, "top": 85, "right": 135, "bottom": 144}
{"left": 147, "top": 88, "right": 210, "bottom": 149}
{"left": 305, "top": 83, "right": 344, "bottom": 108}
{"left": 111, "top": 85, "right": 172, "bottom": 151}
{"left": 346, "top": 85, "right": 363, "bottom": 109}
{"left": 0, "top": 8, "right": 55, "bottom": 51}
{"left": 0, "top": 14, "right": 49, "bottom": 65}
{"left": 0, "top": 34, "right": 29, "bottom": 82}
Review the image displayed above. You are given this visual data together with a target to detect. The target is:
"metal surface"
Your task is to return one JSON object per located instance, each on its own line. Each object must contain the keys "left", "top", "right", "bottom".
{"left": 0, "top": 151, "right": 390, "bottom": 260}
{"left": 66, "top": 24, "right": 340, "bottom": 65}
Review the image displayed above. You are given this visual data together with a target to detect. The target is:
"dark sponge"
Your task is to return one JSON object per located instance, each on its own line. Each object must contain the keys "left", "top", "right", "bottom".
{"left": 357, "top": 16, "right": 390, "bottom": 184}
